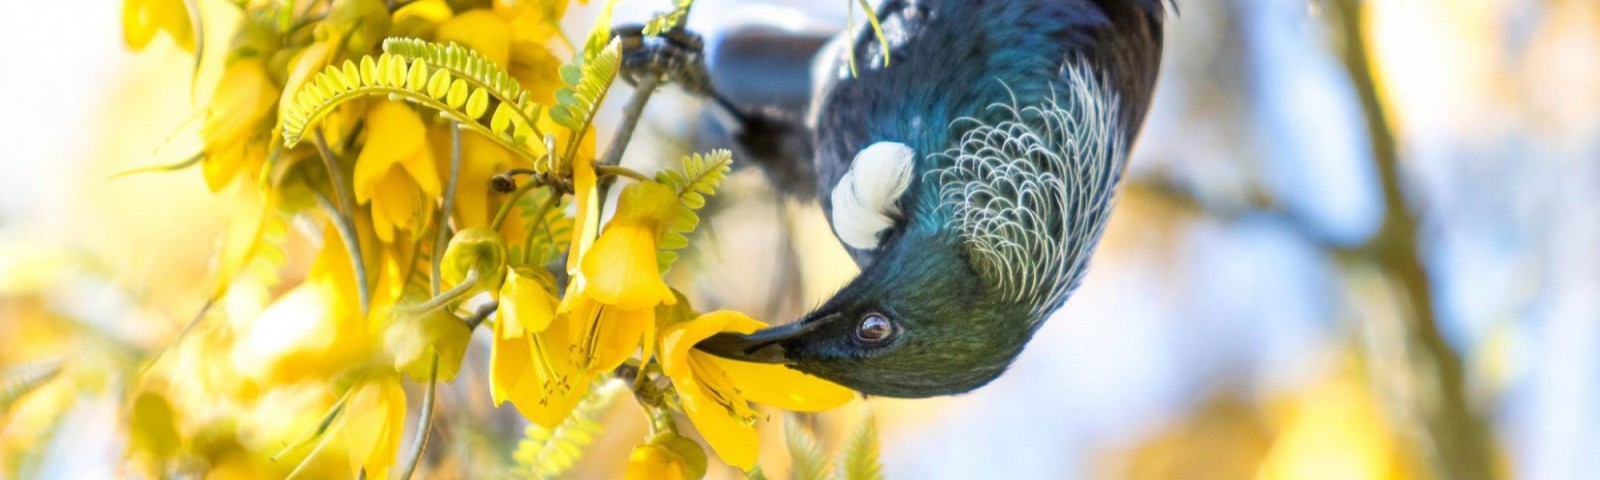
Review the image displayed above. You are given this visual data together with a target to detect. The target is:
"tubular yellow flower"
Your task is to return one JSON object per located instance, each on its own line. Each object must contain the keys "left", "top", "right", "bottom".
{"left": 353, "top": 102, "right": 442, "bottom": 243}
{"left": 335, "top": 377, "right": 407, "bottom": 480}
{"left": 201, "top": 59, "right": 278, "bottom": 191}
{"left": 122, "top": 0, "right": 193, "bottom": 51}
{"left": 659, "top": 311, "right": 855, "bottom": 470}
{"left": 567, "top": 294, "right": 654, "bottom": 375}
{"left": 579, "top": 181, "right": 679, "bottom": 310}
{"left": 498, "top": 266, "right": 557, "bottom": 336}
{"left": 625, "top": 433, "right": 708, "bottom": 480}
{"left": 490, "top": 306, "right": 589, "bottom": 428}
{"left": 492, "top": 266, "right": 588, "bottom": 428}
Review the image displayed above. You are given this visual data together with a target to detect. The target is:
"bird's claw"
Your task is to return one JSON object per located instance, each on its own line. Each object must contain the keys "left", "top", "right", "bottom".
{"left": 610, "top": 23, "right": 712, "bottom": 95}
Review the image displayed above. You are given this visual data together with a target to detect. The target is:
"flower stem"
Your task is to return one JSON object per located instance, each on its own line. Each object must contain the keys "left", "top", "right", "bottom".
{"left": 400, "top": 124, "right": 462, "bottom": 479}
{"left": 399, "top": 354, "right": 439, "bottom": 480}
{"left": 490, "top": 179, "right": 540, "bottom": 232}
{"left": 315, "top": 192, "right": 371, "bottom": 317}
{"left": 596, "top": 164, "right": 652, "bottom": 182}
{"left": 432, "top": 124, "right": 464, "bottom": 296}
{"left": 313, "top": 130, "right": 371, "bottom": 316}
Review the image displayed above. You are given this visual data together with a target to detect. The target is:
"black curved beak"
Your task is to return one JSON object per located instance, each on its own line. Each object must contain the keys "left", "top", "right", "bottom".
{"left": 694, "top": 317, "right": 828, "bottom": 364}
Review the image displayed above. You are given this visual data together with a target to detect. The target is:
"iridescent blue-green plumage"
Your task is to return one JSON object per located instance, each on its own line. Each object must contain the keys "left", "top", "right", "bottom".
{"left": 697, "top": 0, "right": 1169, "bottom": 397}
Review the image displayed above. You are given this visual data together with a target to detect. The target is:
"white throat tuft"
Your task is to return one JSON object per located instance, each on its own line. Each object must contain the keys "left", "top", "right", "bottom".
{"left": 831, "top": 141, "right": 916, "bottom": 250}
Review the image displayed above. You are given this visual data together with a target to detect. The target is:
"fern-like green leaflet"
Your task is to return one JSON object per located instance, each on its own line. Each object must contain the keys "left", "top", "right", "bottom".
{"left": 278, "top": 42, "right": 550, "bottom": 171}
{"left": 653, "top": 149, "right": 732, "bottom": 272}
{"left": 642, "top": 0, "right": 694, "bottom": 36}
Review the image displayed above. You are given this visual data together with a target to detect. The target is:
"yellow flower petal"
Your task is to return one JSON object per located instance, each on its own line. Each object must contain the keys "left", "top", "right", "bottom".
{"left": 625, "top": 444, "right": 689, "bottom": 480}
{"left": 565, "top": 153, "right": 599, "bottom": 292}
{"left": 492, "top": 311, "right": 590, "bottom": 428}
{"left": 712, "top": 358, "right": 854, "bottom": 412}
{"left": 568, "top": 295, "right": 652, "bottom": 375}
{"left": 611, "top": 180, "right": 681, "bottom": 229}
{"left": 354, "top": 102, "right": 435, "bottom": 203}
{"left": 436, "top": 10, "right": 511, "bottom": 67}
{"left": 490, "top": 319, "right": 533, "bottom": 405}
{"left": 676, "top": 355, "right": 759, "bottom": 471}
{"left": 499, "top": 267, "right": 557, "bottom": 336}
{"left": 369, "top": 167, "right": 424, "bottom": 243}
{"left": 581, "top": 224, "right": 674, "bottom": 310}
{"left": 390, "top": 0, "right": 452, "bottom": 38}
{"left": 202, "top": 59, "right": 275, "bottom": 149}
{"left": 660, "top": 310, "right": 758, "bottom": 379}
{"left": 123, "top": 0, "right": 193, "bottom": 51}
{"left": 200, "top": 59, "right": 276, "bottom": 190}
{"left": 340, "top": 377, "right": 406, "bottom": 480}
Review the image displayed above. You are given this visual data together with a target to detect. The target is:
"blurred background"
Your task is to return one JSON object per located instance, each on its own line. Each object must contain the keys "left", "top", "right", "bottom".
{"left": 2, "top": 0, "right": 1596, "bottom": 478}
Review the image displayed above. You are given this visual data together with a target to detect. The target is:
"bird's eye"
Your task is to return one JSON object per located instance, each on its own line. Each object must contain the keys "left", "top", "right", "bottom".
{"left": 854, "top": 313, "right": 896, "bottom": 345}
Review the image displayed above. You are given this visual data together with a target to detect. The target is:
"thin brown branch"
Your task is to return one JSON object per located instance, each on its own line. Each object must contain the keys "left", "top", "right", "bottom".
{"left": 1326, "top": 1, "right": 1494, "bottom": 478}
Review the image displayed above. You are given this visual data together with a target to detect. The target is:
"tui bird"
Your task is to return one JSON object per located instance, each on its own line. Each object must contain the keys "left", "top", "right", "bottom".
{"left": 620, "top": 0, "right": 1168, "bottom": 398}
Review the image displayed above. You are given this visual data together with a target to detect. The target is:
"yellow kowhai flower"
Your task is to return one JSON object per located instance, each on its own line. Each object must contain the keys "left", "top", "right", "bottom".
{"left": 354, "top": 102, "right": 443, "bottom": 243}
{"left": 659, "top": 311, "right": 855, "bottom": 471}
{"left": 625, "top": 432, "right": 709, "bottom": 480}
{"left": 437, "top": 10, "right": 513, "bottom": 67}
{"left": 581, "top": 181, "right": 678, "bottom": 310}
{"left": 122, "top": 0, "right": 193, "bottom": 51}
{"left": 316, "top": 376, "right": 407, "bottom": 480}
{"left": 232, "top": 223, "right": 374, "bottom": 387}
{"left": 560, "top": 181, "right": 680, "bottom": 376}
{"left": 491, "top": 267, "right": 588, "bottom": 427}
{"left": 201, "top": 59, "right": 278, "bottom": 191}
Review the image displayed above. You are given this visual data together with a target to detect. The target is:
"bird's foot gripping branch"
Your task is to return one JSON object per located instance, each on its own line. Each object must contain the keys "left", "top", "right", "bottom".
{"left": 124, "top": 0, "right": 864, "bottom": 478}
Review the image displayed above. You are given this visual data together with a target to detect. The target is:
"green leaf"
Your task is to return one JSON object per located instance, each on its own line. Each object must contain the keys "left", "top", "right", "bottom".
{"left": 278, "top": 49, "right": 544, "bottom": 165}
{"left": 837, "top": 412, "right": 884, "bottom": 480}
{"left": 642, "top": 0, "right": 694, "bottom": 36}
{"left": 559, "top": 64, "right": 582, "bottom": 86}
{"left": 785, "top": 415, "right": 831, "bottom": 480}
{"left": 383, "top": 37, "right": 533, "bottom": 111}
{"left": 582, "top": 0, "right": 623, "bottom": 63}
{"left": 426, "top": 69, "right": 452, "bottom": 99}
{"left": 446, "top": 79, "right": 470, "bottom": 109}
{"left": 652, "top": 149, "right": 732, "bottom": 272}
{"left": 554, "top": 39, "right": 621, "bottom": 156}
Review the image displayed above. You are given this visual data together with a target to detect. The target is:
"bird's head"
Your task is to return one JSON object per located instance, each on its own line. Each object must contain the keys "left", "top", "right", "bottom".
{"left": 697, "top": 228, "right": 1038, "bottom": 397}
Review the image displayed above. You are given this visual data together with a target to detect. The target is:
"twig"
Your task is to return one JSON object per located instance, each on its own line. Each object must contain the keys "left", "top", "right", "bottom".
{"left": 463, "top": 301, "right": 498, "bottom": 330}
{"left": 1326, "top": 2, "right": 1492, "bottom": 479}
{"left": 137, "top": 297, "right": 216, "bottom": 375}
{"left": 599, "top": 76, "right": 660, "bottom": 167}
